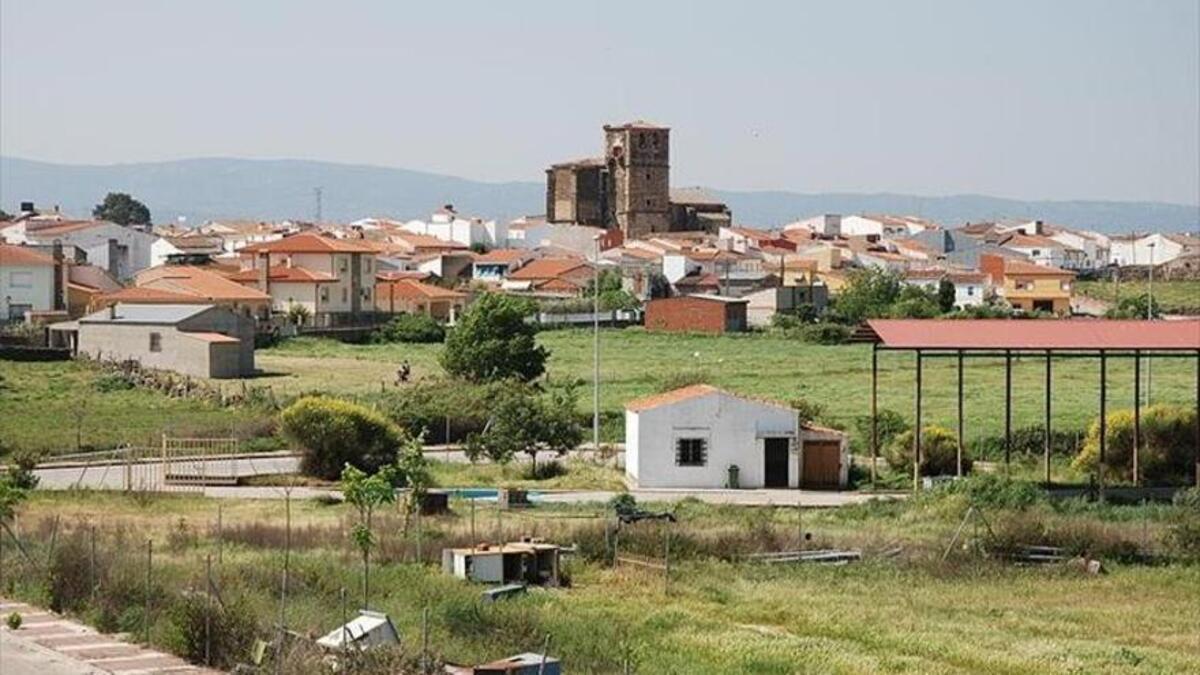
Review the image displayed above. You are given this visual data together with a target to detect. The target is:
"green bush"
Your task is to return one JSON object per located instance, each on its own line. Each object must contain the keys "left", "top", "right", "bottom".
{"left": 798, "top": 323, "right": 850, "bottom": 345}
{"left": 380, "top": 378, "right": 502, "bottom": 443}
{"left": 886, "top": 425, "right": 970, "bottom": 476}
{"left": 371, "top": 314, "right": 445, "bottom": 344}
{"left": 969, "top": 425, "right": 1082, "bottom": 461}
{"left": 937, "top": 474, "right": 1045, "bottom": 510}
{"left": 1072, "top": 404, "right": 1197, "bottom": 484}
{"left": 279, "top": 396, "right": 407, "bottom": 480}
{"left": 853, "top": 409, "right": 909, "bottom": 452}
{"left": 6, "top": 612, "right": 20, "bottom": 630}
{"left": 789, "top": 397, "right": 825, "bottom": 425}
{"left": 94, "top": 373, "right": 135, "bottom": 392}
{"left": 167, "top": 592, "right": 258, "bottom": 669}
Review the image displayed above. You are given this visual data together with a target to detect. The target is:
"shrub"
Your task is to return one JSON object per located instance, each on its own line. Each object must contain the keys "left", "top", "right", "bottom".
{"left": 6, "top": 448, "right": 41, "bottom": 490}
{"left": 798, "top": 323, "right": 850, "bottom": 345}
{"left": 279, "top": 396, "right": 407, "bottom": 480}
{"left": 1173, "top": 487, "right": 1200, "bottom": 510}
{"left": 789, "top": 398, "right": 824, "bottom": 425}
{"left": 380, "top": 379, "right": 499, "bottom": 444}
{"left": 6, "top": 612, "right": 20, "bottom": 630}
{"left": 1072, "top": 404, "right": 1197, "bottom": 484}
{"left": 93, "top": 373, "right": 135, "bottom": 392}
{"left": 167, "top": 592, "right": 258, "bottom": 669}
{"left": 886, "top": 425, "right": 969, "bottom": 476}
{"left": 969, "top": 425, "right": 1082, "bottom": 461}
{"left": 657, "top": 370, "right": 711, "bottom": 392}
{"left": 853, "top": 409, "right": 909, "bottom": 452}
{"left": 525, "top": 459, "right": 568, "bottom": 480}
{"left": 938, "top": 474, "right": 1045, "bottom": 510}
{"left": 49, "top": 533, "right": 98, "bottom": 613}
{"left": 371, "top": 314, "right": 445, "bottom": 344}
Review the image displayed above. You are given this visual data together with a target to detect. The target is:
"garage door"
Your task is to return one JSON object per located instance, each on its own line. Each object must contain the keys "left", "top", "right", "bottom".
{"left": 801, "top": 441, "right": 841, "bottom": 489}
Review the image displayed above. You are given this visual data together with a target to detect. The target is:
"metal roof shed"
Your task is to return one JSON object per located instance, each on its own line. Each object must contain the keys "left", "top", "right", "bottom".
{"left": 315, "top": 610, "right": 400, "bottom": 651}
{"left": 863, "top": 319, "right": 1200, "bottom": 495}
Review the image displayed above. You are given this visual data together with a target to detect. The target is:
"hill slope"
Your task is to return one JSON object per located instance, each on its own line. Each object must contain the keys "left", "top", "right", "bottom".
{"left": 2, "top": 156, "right": 1195, "bottom": 233}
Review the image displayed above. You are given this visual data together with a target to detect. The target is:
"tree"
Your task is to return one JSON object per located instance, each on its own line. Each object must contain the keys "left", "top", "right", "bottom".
{"left": 1105, "top": 293, "right": 1162, "bottom": 320}
{"left": 341, "top": 463, "right": 400, "bottom": 609}
{"left": 1072, "top": 404, "right": 1196, "bottom": 484}
{"left": 937, "top": 279, "right": 957, "bottom": 313}
{"left": 889, "top": 285, "right": 941, "bottom": 319}
{"left": 441, "top": 293, "right": 547, "bottom": 382}
{"left": 92, "top": 192, "right": 150, "bottom": 226}
{"left": 0, "top": 209, "right": 11, "bottom": 222}
{"left": 464, "top": 381, "right": 583, "bottom": 473}
{"left": 371, "top": 313, "right": 445, "bottom": 343}
{"left": 279, "top": 396, "right": 407, "bottom": 479}
{"left": 886, "top": 425, "right": 970, "bottom": 476}
{"left": 585, "top": 269, "right": 640, "bottom": 311}
{"left": 832, "top": 268, "right": 902, "bottom": 324}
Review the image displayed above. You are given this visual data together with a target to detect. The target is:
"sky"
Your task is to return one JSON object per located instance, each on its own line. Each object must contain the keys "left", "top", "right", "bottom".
{"left": 1, "top": 0, "right": 1198, "bottom": 205}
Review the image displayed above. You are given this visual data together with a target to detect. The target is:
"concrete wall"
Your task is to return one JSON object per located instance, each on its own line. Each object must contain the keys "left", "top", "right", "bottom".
{"left": 627, "top": 392, "right": 799, "bottom": 488}
{"left": 78, "top": 307, "right": 255, "bottom": 378}
{"left": 1, "top": 263, "right": 55, "bottom": 318}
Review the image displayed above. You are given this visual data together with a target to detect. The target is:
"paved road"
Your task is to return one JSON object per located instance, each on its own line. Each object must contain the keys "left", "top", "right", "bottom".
{"left": 31, "top": 451, "right": 894, "bottom": 507}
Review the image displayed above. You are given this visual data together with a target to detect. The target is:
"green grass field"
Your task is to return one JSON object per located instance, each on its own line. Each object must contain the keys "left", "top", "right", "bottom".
{"left": 258, "top": 330, "right": 1198, "bottom": 447}
{"left": 4, "top": 490, "right": 1198, "bottom": 673}
{"left": 0, "top": 360, "right": 271, "bottom": 454}
{"left": 5, "top": 328, "right": 1196, "bottom": 456}
{"left": 1077, "top": 280, "right": 1200, "bottom": 315}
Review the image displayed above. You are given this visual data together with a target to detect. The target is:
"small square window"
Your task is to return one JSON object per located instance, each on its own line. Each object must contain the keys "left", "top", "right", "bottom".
{"left": 675, "top": 438, "right": 707, "bottom": 467}
{"left": 342, "top": 287, "right": 348, "bottom": 302}
{"left": 149, "top": 332, "right": 162, "bottom": 352}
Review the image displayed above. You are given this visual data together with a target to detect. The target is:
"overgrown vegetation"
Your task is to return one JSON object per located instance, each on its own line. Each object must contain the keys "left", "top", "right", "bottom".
{"left": 279, "top": 396, "right": 408, "bottom": 479}
{"left": 370, "top": 313, "right": 446, "bottom": 344}
{"left": 1073, "top": 404, "right": 1197, "bottom": 484}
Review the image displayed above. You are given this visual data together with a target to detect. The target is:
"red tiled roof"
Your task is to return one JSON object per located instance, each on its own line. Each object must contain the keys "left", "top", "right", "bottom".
{"left": 626, "top": 384, "right": 720, "bottom": 411}
{"left": 226, "top": 266, "right": 339, "bottom": 283}
{"left": 1003, "top": 258, "right": 1074, "bottom": 277}
{"left": 376, "top": 279, "right": 465, "bottom": 301}
{"left": 376, "top": 270, "right": 433, "bottom": 282}
{"left": 0, "top": 244, "right": 54, "bottom": 266}
{"left": 24, "top": 220, "right": 107, "bottom": 237}
{"left": 473, "top": 249, "right": 529, "bottom": 264}
{"left": 100, "top": 287, "right": 209, "bottom": 304}
{"left": 137, "top": 266, "right": 271, "bottom": 302}
{"left": 238, "top": 232, "right": 377, "bottom": 254}
{"left": 508, "top": 258, "right": 589, "bottom": 280}
{"left": 867, "top": 319, "right": 1200, "bottom": 351}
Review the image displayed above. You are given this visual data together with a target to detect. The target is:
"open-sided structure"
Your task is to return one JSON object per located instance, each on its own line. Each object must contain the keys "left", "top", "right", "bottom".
{"left": 864, "top": 319, "right": 1200, "bottom": 493}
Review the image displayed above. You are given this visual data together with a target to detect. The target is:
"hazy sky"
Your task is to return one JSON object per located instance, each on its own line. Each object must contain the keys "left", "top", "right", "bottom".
{"left": 2, "top": 0, "right": 1198, "bottom": 204}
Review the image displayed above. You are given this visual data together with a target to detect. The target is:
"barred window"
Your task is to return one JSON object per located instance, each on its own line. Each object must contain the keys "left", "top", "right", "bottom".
{"left": 675, "top": 438, "right": 707, "bottom": 467}
{"left": 149, "top": 332, "right": 162, "bottom": 352}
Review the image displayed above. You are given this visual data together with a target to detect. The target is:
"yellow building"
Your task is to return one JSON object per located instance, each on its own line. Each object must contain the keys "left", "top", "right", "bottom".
{"left": 980, "top": 254, "right": 1074, "bottom": 315}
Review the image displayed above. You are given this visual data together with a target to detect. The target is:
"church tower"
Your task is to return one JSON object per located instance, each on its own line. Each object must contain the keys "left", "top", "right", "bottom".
{"left": 604, "top": 121, "right": 670, "bottom": 239}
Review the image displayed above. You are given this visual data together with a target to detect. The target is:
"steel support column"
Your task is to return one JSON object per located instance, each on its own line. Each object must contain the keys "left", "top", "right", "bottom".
{"left": 957, "top": 350, "right": 964, "bottom": 478}
{"left": 1134, "top": 351, "right": 1141, "bottom": 487}
{"left": 1004, "top": 350, "right": 1013, "bottom": 474}
{"left": 870, "top": 343, "right": 878, "bottom": 490}
{"left": 1195, "top": 351, "right": 1199, "bottom": 488}
{"left": 1099, "top": 350, "right": 1107, "bottom": 501}
{"left": 914, "top": 350, "right": 923, "bottom": 493}
{"left": 1044, "top": 351, "right": 1052, "bottom": 487}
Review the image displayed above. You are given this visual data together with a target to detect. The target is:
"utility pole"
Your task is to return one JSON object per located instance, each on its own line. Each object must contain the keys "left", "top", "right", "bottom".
{"left": 1146, "top": 241, "right": 1155, "bottom": 404}
{"left": 314, "top": 187, "right": 323, "bottom": 224}
{"left": 593, "top": 234, "right": 601, "bottom": 456}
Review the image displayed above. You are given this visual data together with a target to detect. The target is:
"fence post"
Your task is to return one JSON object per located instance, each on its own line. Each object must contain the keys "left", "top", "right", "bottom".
{"left": 663, "top": 523, "right": 671, "bottom": 596}
{"left": 340, "top": 587, "right": 348, "bottom": 675}
{"left": 90, "top": 525, "right": 97, "bottom": 605}
{"left": 421, "top": 606, "right": 430, "bottom": 674}
{"left": 205, "top": 554, "right": 212, "bottom": 667}
{"left": 144, "top": 539, "right": 152, "bottom": 645}
{"left": 217, "top": 503, "right": 224, "bottom": 565}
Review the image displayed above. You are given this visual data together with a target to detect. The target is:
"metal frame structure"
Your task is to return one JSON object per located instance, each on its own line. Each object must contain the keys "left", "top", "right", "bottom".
{"left": 865, "top": 320, "right": 1200, "bottom": 494}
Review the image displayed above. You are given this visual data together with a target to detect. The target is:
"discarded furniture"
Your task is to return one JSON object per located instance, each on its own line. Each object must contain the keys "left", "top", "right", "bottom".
{"left": 445, "top": 652, "right": 561, "bottom": 675}
{"left": 442, "top": 538, "right": 563, "bottom": 586}
{"left": 315, "top": 610, "right": 400, "bottom": 651}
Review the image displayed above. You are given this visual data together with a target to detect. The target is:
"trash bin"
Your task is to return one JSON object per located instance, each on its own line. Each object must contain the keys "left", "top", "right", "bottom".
{"left": 727, "top": 464, "right": 740, "bottom": 489}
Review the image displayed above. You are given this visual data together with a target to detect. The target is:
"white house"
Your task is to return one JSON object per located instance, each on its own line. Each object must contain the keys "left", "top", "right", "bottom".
{"left": 1108, "top": 232, "right": 1187, "bottom": 268}
{"left": 624, "top": 384, "right": 848, "bottom": 490}
{"left": 946, "top": 271, "right": 988, "bottom": 308}
{"left": 401, "top": 207, "right": 507, "bottom": 249}
{"left": 840, "top": 215, "right": 932, "bottom": 237}
{"left": 0, "top": 244, "right": 59, "bottom": 320}
{"left": 999, "top": 233, "right": 1081, "bottom": 269}
{"left": 20, "top": 221, "right": 157, "bottom": 280}
{"left": 784, "top": 214, "right": 842, "bottom": 237}
{"left": 1047, "top": 227, "right": 1110, "bottom": 270}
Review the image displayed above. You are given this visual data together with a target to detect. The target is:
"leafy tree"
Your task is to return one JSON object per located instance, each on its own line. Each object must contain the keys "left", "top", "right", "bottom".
{"left": 888, "top": 285, "right": 941, "bottom": 319}
{"left": 0, "top": 208, "right": 11, "bottom": 222}
{"left": 285, "top": 303, "right": 311, "bottom": 326}
{"left": 92, "top": 192, "right": 150, "bottom": 226}
{"left": 1073, "top": 404, "right": 1196, "bottom": 484}
{"left": 464, "top": 381, "right": 583, "bottom": 472}
{"left": 789, "top": 397, "right": 825, "bottom": 425}
{"left": 937, "top": 279, "right": 957, "bottom": 313}
{"left": 341, "top": 462, "right": 400, "bottom": 609}
{"left": 279, "top": 396, "right": 406, "bottom": 479}
{"left": 832, "top": 268, "right": 902, "bottom": 324}
{"left": 647, "top": 272, "right": 672, "bottom": 299}
{"left": 441, "top": 293, "right": 546, "bottom": 382}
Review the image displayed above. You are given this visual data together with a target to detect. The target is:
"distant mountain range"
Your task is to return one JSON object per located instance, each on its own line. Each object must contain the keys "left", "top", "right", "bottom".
{"left": 2, "top": 156, "right": 1196, "bottom": 234}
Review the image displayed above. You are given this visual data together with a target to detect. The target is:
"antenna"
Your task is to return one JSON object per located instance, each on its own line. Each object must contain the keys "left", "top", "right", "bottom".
{"left": 313, "top": 187, "right": 323, "bottom": 223}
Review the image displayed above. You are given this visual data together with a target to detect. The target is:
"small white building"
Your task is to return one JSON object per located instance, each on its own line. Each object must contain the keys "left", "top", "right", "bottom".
{"left": 946, "top": 271, "right": 989, "bottom": 309}
{"left": 624, "top": 385, "right": 848, "bottom": 490}
{"left": 316, "top": 611, "right": 400, "bottom": 651}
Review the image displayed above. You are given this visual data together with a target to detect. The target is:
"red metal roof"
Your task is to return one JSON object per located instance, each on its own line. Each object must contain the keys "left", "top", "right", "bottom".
{"left": 868, "top": 319, "right": 1200, "bottom": 351}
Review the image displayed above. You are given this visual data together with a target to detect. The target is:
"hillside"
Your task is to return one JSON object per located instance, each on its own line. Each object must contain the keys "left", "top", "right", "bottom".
{"left": 2, "top": 156, "right": 1196, "bottom": 233}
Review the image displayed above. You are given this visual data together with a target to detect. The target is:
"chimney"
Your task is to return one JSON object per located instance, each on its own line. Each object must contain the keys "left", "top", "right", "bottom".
{"left": 106, "top": 238, "right": 120, "bottom": 278}
{"left": 257, "top": 253, "right": 271, "bottom": 295}
{"left": 52, "top": 239, "right": 66, "bottom": 312}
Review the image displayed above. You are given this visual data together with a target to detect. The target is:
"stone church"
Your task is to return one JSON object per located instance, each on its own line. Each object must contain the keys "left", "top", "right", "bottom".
{"left": 545, "top": 122, "right": 732, "bottom": 240}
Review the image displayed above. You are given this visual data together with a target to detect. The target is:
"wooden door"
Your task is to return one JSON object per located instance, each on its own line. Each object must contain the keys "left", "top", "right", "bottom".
{"left": 801, "top": 441, "right": 841, "bottom": 489}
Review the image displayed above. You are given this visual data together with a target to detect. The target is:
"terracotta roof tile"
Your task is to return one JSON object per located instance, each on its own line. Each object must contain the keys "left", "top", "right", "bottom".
{"left": 238, "top": 232, "right": 376, "bottom": 254}
{"left": 508, "top": 258, "right": 590, "bottom": 280}
{"left": 376, "top": 279, "right": 466, "bottom": 301}
{"left": 226, "top": 266, "right": 339, "bottom": 283}
{"left": 0, "top": 244, "right": 54, "bottom": 266}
